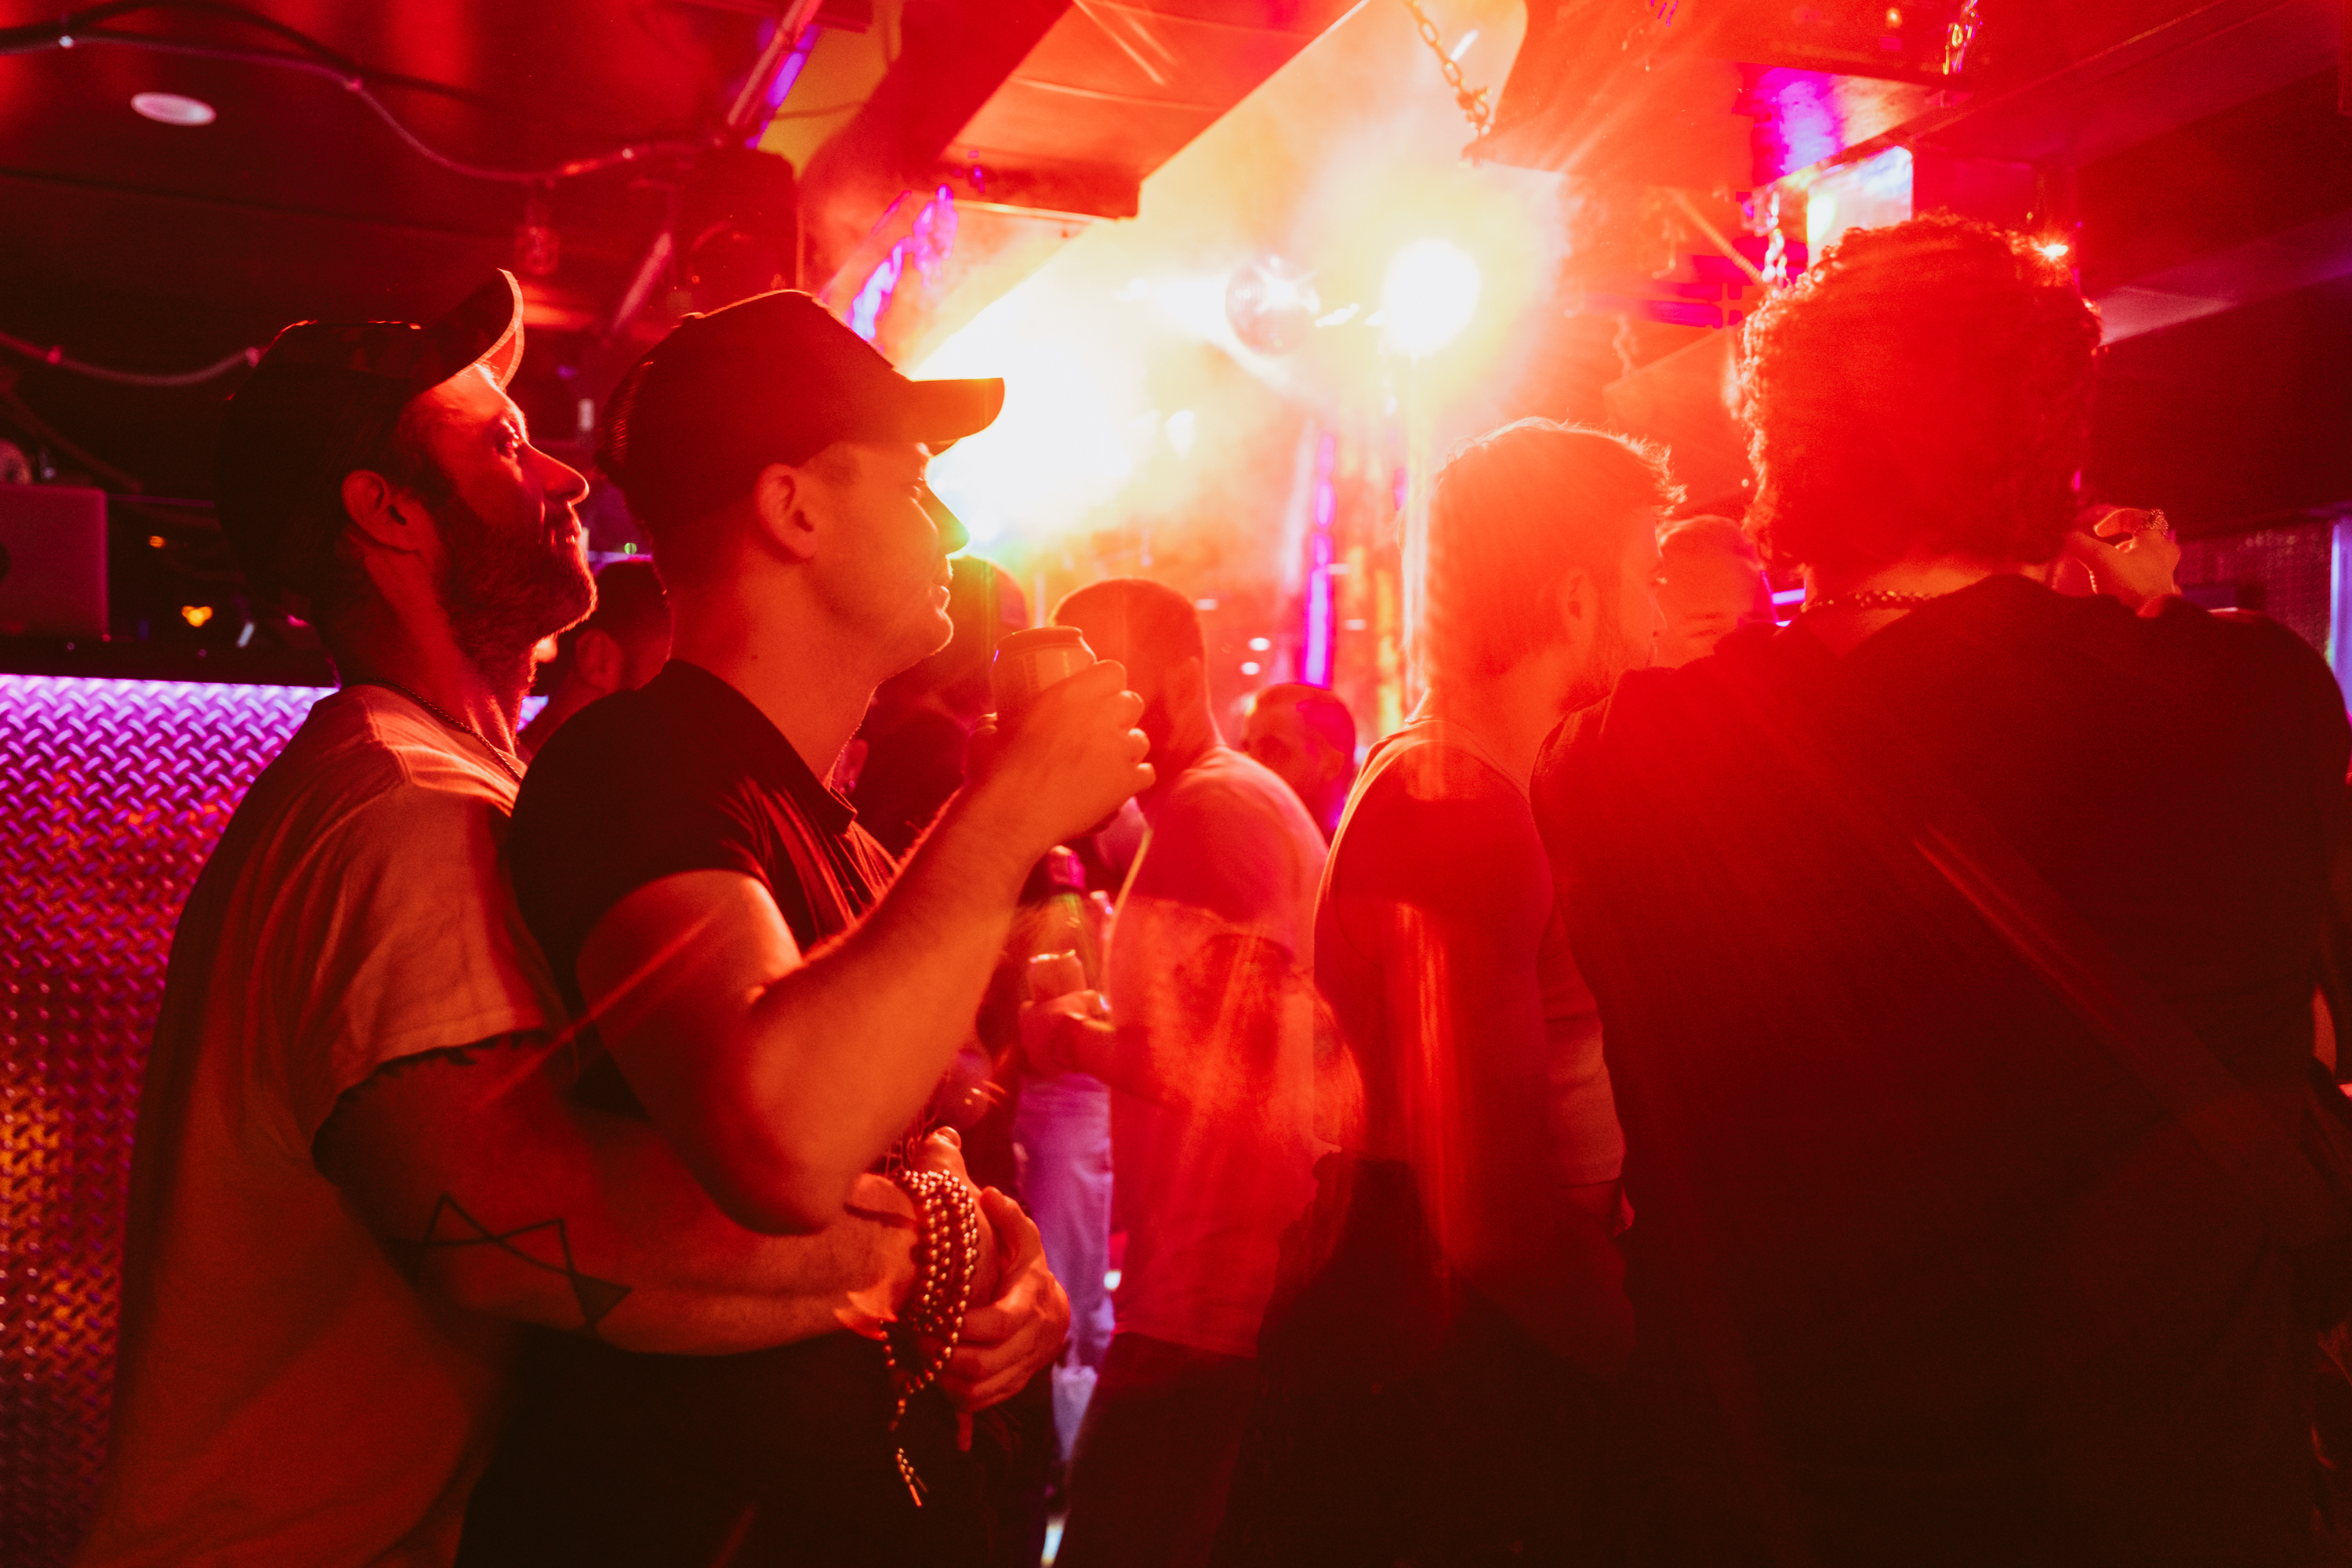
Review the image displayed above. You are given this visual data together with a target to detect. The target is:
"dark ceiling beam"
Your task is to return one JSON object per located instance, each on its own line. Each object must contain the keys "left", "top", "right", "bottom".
{"left": 1904, "top": 0, "right": 2337, "bottom": 165}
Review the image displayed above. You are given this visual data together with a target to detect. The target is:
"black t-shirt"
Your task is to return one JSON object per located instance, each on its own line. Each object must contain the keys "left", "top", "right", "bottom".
{"left": 1534, "top": 576, "right": 2350, "bottom": 1565}
{"left": 467, "top": 660, "right": 1046, "bottom": 1564}
{"left": 851, "top": 705, "right": 971, "bottom": 858}
{"left": 510, "top": 658, "right": 896, "bottom": 1016}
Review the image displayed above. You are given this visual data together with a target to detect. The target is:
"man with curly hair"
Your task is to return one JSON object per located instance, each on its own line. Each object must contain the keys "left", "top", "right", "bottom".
{"left": 1533, "top": 216, "right": 2349, "bottom": 1562}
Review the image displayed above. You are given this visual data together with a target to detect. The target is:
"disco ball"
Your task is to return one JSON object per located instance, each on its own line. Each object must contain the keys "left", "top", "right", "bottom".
{"left": 1225, "top": 258, "right": 1321, "bottom": 355}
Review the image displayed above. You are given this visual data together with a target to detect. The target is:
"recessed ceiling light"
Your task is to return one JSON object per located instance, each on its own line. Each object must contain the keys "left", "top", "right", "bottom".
{"left": 132, "top": 92, "right": 216, "bottom": 127}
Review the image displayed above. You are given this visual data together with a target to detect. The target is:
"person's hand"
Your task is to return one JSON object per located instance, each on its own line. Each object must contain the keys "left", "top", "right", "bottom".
{"left": 2062, "top": 506, "right": 2181, "bottom": 612}
{"left": 1017, "top": 989, "right": 1110, "bottom": 1076}
{"left": 938, "top": 1187, "right": 1070, "bottom": 1445}
{"left": 968, "top": 661, "right": 1153, "bottom": 858}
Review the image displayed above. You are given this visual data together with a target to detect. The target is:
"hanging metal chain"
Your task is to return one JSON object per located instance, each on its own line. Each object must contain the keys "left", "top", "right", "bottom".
{"left": 1400, "top": 0, "right": 1493, "bottom": 140}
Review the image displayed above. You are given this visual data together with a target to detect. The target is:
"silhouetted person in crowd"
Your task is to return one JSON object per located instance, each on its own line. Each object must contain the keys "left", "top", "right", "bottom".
{"left": 1217, "top": 420, "right": 1671, "bottom": 1566}
{"left": 464, "top": 291, "right": 1152, "bottom": 1563}
{"left": 517, "top": 554, "right": 671, "bottom": 757}
{"left": 1240, "top": 681, "right": 1359, "bottom": 840}
{"left": 1534, "top": 216, "right": 2349, "bottom": 1564}
{"left": 1022, "top": 579, "right": 1329, "bottom": 1567}
{"left": 1653, "top": 514, "right": 1773, "bottom": 666}
{"left": 850, "top": 554, "right": 1026, "bottom": 855}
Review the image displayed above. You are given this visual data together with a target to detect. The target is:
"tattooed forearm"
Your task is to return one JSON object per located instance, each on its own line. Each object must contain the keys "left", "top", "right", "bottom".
{"left": 383, "top": 1194, "right": 633, "bottom": 1338}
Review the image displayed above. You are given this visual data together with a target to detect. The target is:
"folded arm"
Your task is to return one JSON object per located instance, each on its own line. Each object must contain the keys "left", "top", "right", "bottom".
{"left": 314, "top": 1031, "right": 918, "bottom": 1355}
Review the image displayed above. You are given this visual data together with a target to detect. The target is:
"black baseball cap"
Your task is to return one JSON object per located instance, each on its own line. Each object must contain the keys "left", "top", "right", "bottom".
{"left": 596, "top": 289, "right": 1004, "bottom": 532}
{"left": 217, "top": 271, "right": 527, "bottom": 610}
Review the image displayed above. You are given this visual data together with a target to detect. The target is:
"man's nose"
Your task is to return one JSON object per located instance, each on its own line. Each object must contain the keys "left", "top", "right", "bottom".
{"left": 921, "top": 485, "right": 969, "bottom": 555}
{"left": 535, "top": 445, "right": 590, "bottom": 504}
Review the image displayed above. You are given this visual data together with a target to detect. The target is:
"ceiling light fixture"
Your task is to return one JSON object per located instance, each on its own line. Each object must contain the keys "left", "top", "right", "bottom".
{"left": 132, "top": 92, "right": 216, "bottom": 127}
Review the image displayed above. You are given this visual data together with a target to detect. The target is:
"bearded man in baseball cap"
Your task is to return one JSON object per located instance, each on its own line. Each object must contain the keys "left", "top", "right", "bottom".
{"left": 83, "top": 278, "right": 960, "bottom": 1566}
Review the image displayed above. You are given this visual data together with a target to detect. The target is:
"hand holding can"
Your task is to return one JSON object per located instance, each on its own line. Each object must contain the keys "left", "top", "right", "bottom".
{"left": 967, "top": 628, "right": 1151, "bottom": 852}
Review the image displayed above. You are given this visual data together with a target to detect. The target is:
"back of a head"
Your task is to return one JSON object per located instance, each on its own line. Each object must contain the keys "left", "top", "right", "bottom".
{"left": 1423, "top": 419, "right": 1680, "bottom": 684}
{"left": 1738, "top": 215, "right": 2103, "bottom": 575}
{"left": 539, "top": 556, "right": 671, "bottom": 691}
{"left": 1254, "top": 682, "right": 1356, "bottom": 759}
{"left": 586, "top": 557, "right": 670, "bottom": 645}
{"left": 1052, "top": 577, "right": 1203, "bottom": 689}
{"left": 1660, "top": 514, "right": 1759, "bottom": 570}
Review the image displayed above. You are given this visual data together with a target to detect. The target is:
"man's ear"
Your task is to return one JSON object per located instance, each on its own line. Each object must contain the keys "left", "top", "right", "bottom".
{"left": 338, "top": 469, "right": 430, "bottom": 554}
{"left": 573, "top": 627, "right": 626, "bottom": 693}
{"left": 751, "top": 461, "right": 822, "bottom": 563}
{"left": 1168, "top": 654, "right": 1207, "bottom": 709}
{"left": 1553, "top": 564, "right": 1596, "bottom": 630}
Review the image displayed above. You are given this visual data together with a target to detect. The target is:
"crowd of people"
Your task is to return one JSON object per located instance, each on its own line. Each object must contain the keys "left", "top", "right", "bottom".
{"left": 72, "top": 214, "right": 2352, "bottom": 1568}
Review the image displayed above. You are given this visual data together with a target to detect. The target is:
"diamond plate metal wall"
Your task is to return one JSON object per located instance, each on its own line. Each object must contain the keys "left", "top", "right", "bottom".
{"left": 0, "top": 675, "right": 325, "bottom": 1567}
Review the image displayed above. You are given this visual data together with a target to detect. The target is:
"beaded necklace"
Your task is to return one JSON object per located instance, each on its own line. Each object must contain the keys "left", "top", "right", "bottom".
{"left": 1798, "top": 587, "right": 1956, "bottom": 618}
{"left": 885, "top": 1168, "right": 985, "bottom": 1505}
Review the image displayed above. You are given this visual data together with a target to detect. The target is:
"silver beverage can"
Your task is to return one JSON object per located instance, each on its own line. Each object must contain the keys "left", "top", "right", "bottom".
{"left": 990, "top": 626, "right": 1095, "bottom": 721}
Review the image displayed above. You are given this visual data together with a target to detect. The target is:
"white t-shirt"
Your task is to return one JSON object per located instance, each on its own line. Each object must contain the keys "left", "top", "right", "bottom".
{"left": 77, "top": 687, "right": 563, "bottom": 1568}
{"left": 1105, "top": 746, "right": 1327, "bottom": 1358}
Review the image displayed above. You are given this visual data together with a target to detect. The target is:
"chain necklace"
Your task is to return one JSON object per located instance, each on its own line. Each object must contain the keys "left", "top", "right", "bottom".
{"left": 354, "top": 677, "right": 525, "bottom": 786}
{"left": 1400, "top": 0, "right": 1493, "bottom": 140}
{"left": 1798, "top": 587, "right": 1957, "bottom": 617}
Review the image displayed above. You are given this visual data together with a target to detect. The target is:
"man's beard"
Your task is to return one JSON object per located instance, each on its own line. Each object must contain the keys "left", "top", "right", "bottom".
{"left": 430, "top": 488, "right": 593, "bottom": 688}
{"left": 1559, "top": 577, "right": 1646, "bottom": 715}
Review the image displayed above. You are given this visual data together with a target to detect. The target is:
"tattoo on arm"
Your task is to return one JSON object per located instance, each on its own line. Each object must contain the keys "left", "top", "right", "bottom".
{"left": 315, "top": 1033, "right": 629, "bottom": 1339}
{"left": 384, "top": 1195, "right": 634, "bottom": 1339}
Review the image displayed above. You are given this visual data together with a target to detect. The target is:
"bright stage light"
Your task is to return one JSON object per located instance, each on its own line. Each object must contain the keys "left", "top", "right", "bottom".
{"left": 1380, "top": 239, "right": 1481, "bottom": 359}
{"left": 2036, "top": 238, "right": 2071, "bottom": 260}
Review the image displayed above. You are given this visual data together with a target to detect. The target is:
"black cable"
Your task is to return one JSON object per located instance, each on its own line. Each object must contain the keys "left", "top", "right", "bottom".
{"left": 0, "top": 0, "right": 717, "bottom": 186}
{"left": 0, "top": 327, "right": 257, "bottom": 388}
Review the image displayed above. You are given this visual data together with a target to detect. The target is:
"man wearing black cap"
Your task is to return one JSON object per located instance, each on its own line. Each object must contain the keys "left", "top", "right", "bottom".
{"left": 81, "top": 277, "right": 998, "bottom": 1567}
{"left": 461, "top": 291, "right": 1149, "bottom": 1562}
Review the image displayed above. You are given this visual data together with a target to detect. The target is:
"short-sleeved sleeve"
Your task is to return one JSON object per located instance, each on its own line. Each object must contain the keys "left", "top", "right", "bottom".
{"left": 507, "top": 693, "right": 775, "bottom": 1007}
{"left": 275, "top": 780, "right": 561, "bottom": 1140}
{"left": 510, "top": 754, "right": 768, "bottom": 1003}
